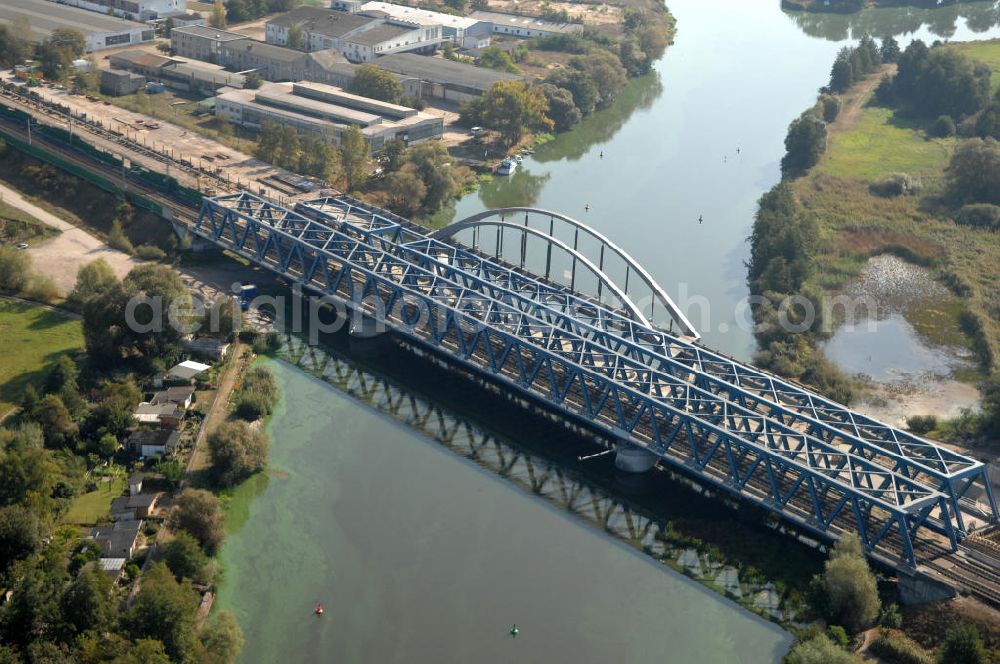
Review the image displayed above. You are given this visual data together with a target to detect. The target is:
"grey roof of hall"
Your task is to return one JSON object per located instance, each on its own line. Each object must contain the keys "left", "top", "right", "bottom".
{"left": 345, "top": 22, "right": 413, "bottom": 46}
{"left": 0, "top": 0, "right": 149, "bottom": 40}
{"left": 220, "top": 91, "right": 385, "bottom": 136}
{"left": 171, "top": 25, "right": 251, "bottom": 41}
{"left": 467, "top": 10, "right": 584, "bottom": 34}
{"left": 307, "top": 49, "right": 350, "bottom": 70}
{"left": 372, "top": 53, "right": 523, "bottom": 89}
{"left": 252, "top": 87, "right": 384, "bottom": 125}
{"left": 225, "top": 39, "right": 308, "bottom": 63}
{"left": 268, "top": 7, "right": 376, "bottom": 38}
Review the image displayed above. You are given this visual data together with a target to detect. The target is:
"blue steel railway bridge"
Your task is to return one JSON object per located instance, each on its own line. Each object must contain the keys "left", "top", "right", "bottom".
{"left": 194, "top": 192, "right": 1000, "bottom": 589}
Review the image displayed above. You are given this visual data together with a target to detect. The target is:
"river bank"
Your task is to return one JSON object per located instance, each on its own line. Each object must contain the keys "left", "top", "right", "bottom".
{"left": 776, "top": 38, "right": 1000, "bottom": 429}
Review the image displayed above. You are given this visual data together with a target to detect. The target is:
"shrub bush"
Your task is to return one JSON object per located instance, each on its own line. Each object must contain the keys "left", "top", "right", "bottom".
{"left": 135, "top": 244, "right": 167, "bottom": 261}
{"left": 234, "top": 366, "right": 278, "bottom": 421}
{"left": 869, "top": 630, "right": 932, "bottom": 664}
{"left": 0, "top": 245, "right": 32, "bottom": 292}
{"left": 905, "top": 414, "right": 937, "bottom": 435}
{"left": 107, "top": 219, "right": 134, "bottom": 253}
{"left": 828, "top": 625, "right": 849, "bottom": 648}
{"left": 821, "top": 95, "right": 841, "bottom": 123}
{"left": 869, "top": 172, "right": 920, "bottom": 197}
{"left": 954, "top": 204, "right": 1000, "bottom": 230}
{"left": 930, "top": 114, "right": 956, "bottom": 138}
{"left": 24, "top": 274, "right": 60, "bottom": 303}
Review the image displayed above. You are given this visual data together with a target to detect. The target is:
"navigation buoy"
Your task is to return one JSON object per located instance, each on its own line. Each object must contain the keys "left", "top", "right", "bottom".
{"left": 510, "top": 624, "right": 519, "bottom": 637}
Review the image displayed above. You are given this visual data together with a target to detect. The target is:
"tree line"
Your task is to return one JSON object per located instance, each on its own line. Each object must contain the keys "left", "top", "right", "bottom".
{"left": 0, "top": 23, "right": 87, "bottom": 82}
{"left": 0, "top": 257, "right": 249, "bottom": 662}
{"left": 461, "top": 7, "right": 672, "bottom": 143}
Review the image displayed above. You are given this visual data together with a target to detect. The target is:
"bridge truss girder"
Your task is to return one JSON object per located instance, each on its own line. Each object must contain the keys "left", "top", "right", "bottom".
{"left": 195, "top": 193, "right": 987, "bottom": 568}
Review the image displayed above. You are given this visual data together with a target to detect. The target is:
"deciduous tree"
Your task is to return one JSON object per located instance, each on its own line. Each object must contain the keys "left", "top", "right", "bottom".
{"left": 339, "top": 125, "right": 370, "bottom": 191}
{"left": 168, "top": 489, "right": 226, "bottom": 555}
{"left": 207, "top": 420, "right": 269, "bottom": 487}
{"left": 123, "top": 563, "right": 199, "bottom": 661}
{"left": 821, "top": 535, "right": 880, "bottom": 633}
{"left": 349, "top": 65, "right": 403, "bottom": 104}
{"left": 465, "top": 81, "right": 552, "bottom": 146}
{"left": 0, "top": 505, "right": 42, "bottom": 573}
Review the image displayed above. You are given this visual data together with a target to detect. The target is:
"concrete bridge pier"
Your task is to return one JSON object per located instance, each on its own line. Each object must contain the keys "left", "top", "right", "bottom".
{"left": 170, "top": 219, "right": 217, "bottom": 253}
{"left": 615, "top": 446, "right": 658, "bottom": 473}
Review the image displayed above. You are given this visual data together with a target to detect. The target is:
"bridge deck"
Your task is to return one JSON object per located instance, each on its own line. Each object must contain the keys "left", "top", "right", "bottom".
{"left": 194, "top": 192, "right": 997, "bottom": 570}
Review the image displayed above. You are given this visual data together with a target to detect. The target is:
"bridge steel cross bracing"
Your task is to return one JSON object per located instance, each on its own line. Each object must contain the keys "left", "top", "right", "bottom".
{"left": 194, "top": 193, "right": 996, "bottom": 569}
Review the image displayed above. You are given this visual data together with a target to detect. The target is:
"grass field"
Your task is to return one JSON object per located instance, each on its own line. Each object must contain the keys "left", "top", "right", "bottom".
{"left": 0, "top": 299, "right": 83, "bottom": 418}
{"left": 957, "top": 39, "right": 1000, "bottom": 94}
{"left": 815, "top": 107, "right": 956, "bottom": 182}
{"left": 62, "top": 475, "right": 126, "bottom": 525}
{"left": 795, "top": 39, "right": 1000, "bottom": 371}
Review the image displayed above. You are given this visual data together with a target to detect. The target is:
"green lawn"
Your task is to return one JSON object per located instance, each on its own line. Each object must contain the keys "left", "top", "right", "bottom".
{"left": 62, "top": 475, "right": 126, "bottom": 525}
{"left": 815, "top": 106, "right": 955, "bottom": 182}
{"left": 0, "top": 299, "right": 83, "bottom": 418}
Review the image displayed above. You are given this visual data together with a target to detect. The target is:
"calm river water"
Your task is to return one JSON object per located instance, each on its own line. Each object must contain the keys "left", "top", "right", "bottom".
{"left": 217, "top": 2, "right": 1000, "bottom": 662}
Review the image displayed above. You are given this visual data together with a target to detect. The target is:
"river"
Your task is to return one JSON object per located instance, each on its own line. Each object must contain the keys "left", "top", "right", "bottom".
{"left": 217, "top": 2, "right": 1000, "bottom": 662}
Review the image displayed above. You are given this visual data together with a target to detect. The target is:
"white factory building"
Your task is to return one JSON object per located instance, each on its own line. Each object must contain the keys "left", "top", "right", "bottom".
{"left": 265, "top": 6, "right": 441, "bottom": 63}
{"left": 51, "top": 0, "right": 188, "bottom": 22}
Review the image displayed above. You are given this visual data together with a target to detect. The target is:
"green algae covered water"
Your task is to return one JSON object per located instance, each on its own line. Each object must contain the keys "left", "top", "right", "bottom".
{"left": 217, "top": 358, "right": 791, "bottom": 663}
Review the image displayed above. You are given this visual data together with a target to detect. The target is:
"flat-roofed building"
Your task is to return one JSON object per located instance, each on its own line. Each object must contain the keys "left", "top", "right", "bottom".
{"left": 222, "top": 39, "right": 324, "bottom": 82}
{"left": 372, "top": 52, "right": 524, "bottom": 103}
{"left": 170, "top": 25, "right": 249, "bottom": 63}
{"left": 467, "top": 10, "right": 583, "bottom": 38}
{"left": 0, "top": 0, "right": 155, "bottom": 52}
{"left": 265, "top": 7, "right": 441, "bottom": 62}
{"left": 357, "top": 2, "right": 492, "bottom": 48}
{"left": 100, "top": 68, "right": 146, "bottom": 96}
{"left": 109, "top": 50, "right": 245, "bottom": 93}
{"left": 215, "top": 80, "right": 442, "bottom": 152}
{"left": 54, "top": 0, "right": 187, "bottom": 22}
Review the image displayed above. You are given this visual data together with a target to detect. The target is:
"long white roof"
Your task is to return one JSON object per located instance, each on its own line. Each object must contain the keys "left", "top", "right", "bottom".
{"left": 360, "top": 2, "right": 480, "bottom": 29}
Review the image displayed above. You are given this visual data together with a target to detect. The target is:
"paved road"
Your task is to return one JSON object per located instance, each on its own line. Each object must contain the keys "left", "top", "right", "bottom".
{"left": 0, "top": 181, "right": 141, "bottom": 295}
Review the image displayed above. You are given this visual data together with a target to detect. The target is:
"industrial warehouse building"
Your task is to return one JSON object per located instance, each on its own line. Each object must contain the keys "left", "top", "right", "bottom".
{"left": 169, "top": 25, "right": 249, "bottom": 64}
{"left": 467, "top": 10, "right": 583, "bottom": 38}
{"left": 109, "top": 50, "right": 246, "bottom": 93}
{"left": 265, "top": 6, "right": 441, "bottom": 62}
{"left": 53, "top": 0, "right": 187, "bottom": 22}
{"left": 169, "top": 27, "right": 423, "bottom": 93}
{"left": 353, "top": 2, "right": 492, "bottom": 49}
{"left": 215, "top": 81, "right": 443, "bottom": 152}
{"left": 0, "top": 0, "right": 155, "bottom": 51}
{"left": 372, "top": 52, "right": 525, "bottom": 103}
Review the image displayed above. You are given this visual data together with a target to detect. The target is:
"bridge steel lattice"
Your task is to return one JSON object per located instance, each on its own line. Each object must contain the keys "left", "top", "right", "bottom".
{"left": 194, "top": 192, "right": 997, "bottom": 569}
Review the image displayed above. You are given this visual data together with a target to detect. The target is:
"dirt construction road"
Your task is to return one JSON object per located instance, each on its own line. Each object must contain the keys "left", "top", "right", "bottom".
{"left": 0, "top": 181, "right": 141, "bottom": 294}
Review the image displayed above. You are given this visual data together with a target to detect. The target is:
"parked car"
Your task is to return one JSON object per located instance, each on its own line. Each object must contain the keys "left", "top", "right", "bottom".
{"left": 15, "top": 243, "right": 28, "bottom": 250}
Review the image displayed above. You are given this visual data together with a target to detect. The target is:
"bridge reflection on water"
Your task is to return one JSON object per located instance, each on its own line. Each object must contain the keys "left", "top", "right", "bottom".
{"left": 278, "top": 332, "right": 809, "bottom": 621}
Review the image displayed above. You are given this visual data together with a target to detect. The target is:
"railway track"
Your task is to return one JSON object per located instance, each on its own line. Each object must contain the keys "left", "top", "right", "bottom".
{"left": 7, "top": 89, "right": 1000, "bottom": 610}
